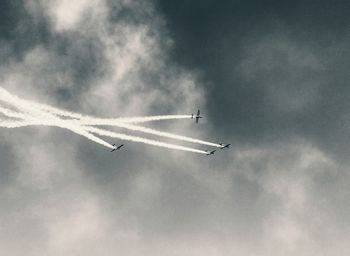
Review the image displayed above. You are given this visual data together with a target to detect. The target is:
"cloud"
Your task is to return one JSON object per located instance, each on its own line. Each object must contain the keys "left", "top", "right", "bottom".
{"left": 238, "top": 33, "right": 322, "bottom": 113}
{"left": 1, "top": 0, "right": 350, "bottom": 255}
{"left": 0, "top": 0, "right": 205, "bottom": 254}
{"left": 156, "top": 1, "right": 350, "bottom": 158}
{"left": 27, "top": 0, "right": 107, "bottom": 32}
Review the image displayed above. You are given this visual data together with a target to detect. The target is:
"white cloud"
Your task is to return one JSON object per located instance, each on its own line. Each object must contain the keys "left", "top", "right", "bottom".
{"left": 45, "top": 0, "right": 104, "bottom": 32}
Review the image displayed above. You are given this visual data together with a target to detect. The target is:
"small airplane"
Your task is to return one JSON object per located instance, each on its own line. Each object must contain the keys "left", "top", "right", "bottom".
{"left": 219, "top": 143, "right": 231, "bottom": 149}
{"left": 206, "top": 150, "right": 216, "bottom": 155}
{"left": 110, "top": 144, "right": 124, "bottom": 152}
{"left": 191, "top": 109, "right": 203, "bottom": 123}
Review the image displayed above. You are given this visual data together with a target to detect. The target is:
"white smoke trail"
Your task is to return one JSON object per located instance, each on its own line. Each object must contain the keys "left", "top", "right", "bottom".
{"left": 37, "top": 104, "right": 220, "bottom": 147}
{"left": 78, "top": 121, "right": 222, "bottom": 147}
{"left": 0, "top": 98, "right": 208, "bottom": 153}
{"left": 37, "top": 104, "right": 192, "bottom": 123}
{"left": 0, "top": 106, "right": 29, "bottom": 120}
{"left": 6, "top": 93, "right": 192, "bottom": 124}
{"left": 0, "top": 120, "right": 208, "bottom": 154}
{"left": 0, "top": 120, "right": 38, "bottom": 128}
{"left": 0, "top": 89, "right": 218, "bottom": 147}
{"left": 2, "top": 102, "right": 216, "bottom": 149}
{"left": 0, "top": 87, "right": 84, "bottom": 119}
{"left": 35, "top": 104, "right": 220, "bottom": 148}
{"left": 85, "top": 126, "right": 208, "bottom": 154}
{"left": 0, "top": 86, "right": 214, "bottom": 153}
{"left": 77, "top": 115, "right": 193, "bottom": 124}
{"left": 16, "top": 94, "right": 219, "bottom": 147}
{"left": 0, "top": 92, "right": 115, "bottom": 149}
{"left": 13, "top": 95, "right": 218, "bottom": 147}
{"left": 0, "top": 87, "right": 193, "bottom": 123}
{"left": 0, "top": 118, "right": 115, "bottom": 149}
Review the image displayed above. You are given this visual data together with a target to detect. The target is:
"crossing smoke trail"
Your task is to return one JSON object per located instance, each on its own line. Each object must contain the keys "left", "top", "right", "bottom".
{"left": 36, "top": 103, "right": 192, "bottom": 123}
{"left": 41, "top": 108, "right": 221, "bottom": 147}
{"left": 0, "top": 120, "right": 208, "bottom": 154}
{"left": 19, "top": 95, "right": 221, "bottom": 147}
{"left": 0, "top": 104, "right": 209, "bottom": 154}
{"left": 39, "top": 106, "right": 193, "bottom": 123}
{"left": 0, "top": 119, "right": 115, "bottom": 149}
{"left": 0, "top": 86, "right": 216, "bottom": 154}
{"left": 84, "top": 126, "right": 208, "bottom": 154}
{"left": 0, "top": 106, "right": 29, "bottom": 120}
{"left": 0, "top": 86, "right": 192, "bottom": 124}
{"left": 79, "top": 122, "right": 222, "bottom": 148}
{"left": 0, "top": 98, "right": 115, "bottom": 150}
{"left": 0, "top": 88, "right": 220, "bottom": 147}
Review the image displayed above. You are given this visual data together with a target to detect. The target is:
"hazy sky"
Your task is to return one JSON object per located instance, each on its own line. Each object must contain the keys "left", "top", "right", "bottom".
{"left": 1, "top": 1, "right": 350, "bottom": 255}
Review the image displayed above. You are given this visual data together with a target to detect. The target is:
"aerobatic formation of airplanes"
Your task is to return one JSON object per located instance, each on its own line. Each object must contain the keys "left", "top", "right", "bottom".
{"left": 0, "top": 86, "right": 230, "bottom": 157}
{"left": 110, "top": 109, "right": 230, "bottom": 157}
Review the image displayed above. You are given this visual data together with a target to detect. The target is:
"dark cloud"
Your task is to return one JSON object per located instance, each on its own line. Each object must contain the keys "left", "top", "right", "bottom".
{"left": 0, "top": 0, "right": 50, "bottom": 61}
{"left": 156, "top": 0, "right": 350, "bottom": 158}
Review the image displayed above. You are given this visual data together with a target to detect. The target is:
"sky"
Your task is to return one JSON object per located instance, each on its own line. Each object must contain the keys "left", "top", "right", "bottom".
{"left": 0, "top": 0, "right": 350, "bottom": 255}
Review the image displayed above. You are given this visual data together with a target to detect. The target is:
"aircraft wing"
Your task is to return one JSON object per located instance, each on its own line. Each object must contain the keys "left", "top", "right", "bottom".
{"left": 196, "top": 117, "right": 199, "bottom": 123}
{"left": 197, "top": 109, "right": 200, "bottom": 116}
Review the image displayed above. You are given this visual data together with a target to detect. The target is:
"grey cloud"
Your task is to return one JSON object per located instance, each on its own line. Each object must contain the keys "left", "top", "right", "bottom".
{"left": 0, "top": 1, "right": 50, "bottom": 62}
{"left": 156, "top": 1, "right": 350, "bottom": 158}
{"left": 1, "top": 0, "right": 350, "bottom": 255}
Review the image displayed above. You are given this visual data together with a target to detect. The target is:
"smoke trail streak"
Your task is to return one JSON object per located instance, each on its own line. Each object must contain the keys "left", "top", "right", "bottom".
{"left": 79, "top": 115, "right": 193, "bottom": 124}
{"left": 0, "top": 120, "right": 38, "bottom": 128}
{"left": 85, "top": 126, "right": 208, "bottom": 154}
{"left": 0, "top": 89, "right": 217, "bottom": 147}
{"left": 2, "top": 102, "right": 216, "bottom": 149}
{"left": 18, "top": 96, "right": 215, "bottom": 150}
{"left": 33, "top": 105, "right": 220, "bottom": 148}
{"left": 0, "top": 87, "right": 193, "bottom": 123}
{"left": 0, "top": 87, "right": 215, "bottom": 153}
{"left": 0, "top": 120, "right": 208, "bottom": 154}
{"left": 20, "top": 96, "right": 219, "bottom": 147}
{"left": 0, "top": 107, "right": 28, "bottom": 120}
{"left": 0, "top": 87, "right": 84, "bottom": 119}
{"left": 36, "top": 104, "right": 220, "bottom": 147}
{"left": 3, "top": 92, "right": 192, "bottom": 123}
{"left": 0, "top": 93, "right": 115, "bottom": 149}
{"left": 78, "top": 121, "right": 222, "bottom": 147}
{"left": 0, "top": 118, "right": 115, "bottom": 149}
{"left": 39, "top": 105, "right": 192, "bottom": 123}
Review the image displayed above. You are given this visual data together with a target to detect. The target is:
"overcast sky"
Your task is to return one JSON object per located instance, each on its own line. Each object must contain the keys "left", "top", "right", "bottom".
{"left": 1, "top": 1, "right": 350, "bottom": 255}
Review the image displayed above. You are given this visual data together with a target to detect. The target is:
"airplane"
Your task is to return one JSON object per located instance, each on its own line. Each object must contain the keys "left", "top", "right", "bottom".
{"left": 191, "top": 109, "right": 203, "bottom": 123}
{"left": 219, "top": 143, "right": 231, "bottom": 149}
{"left": 206, "top": 150, "right": 216, "bottom": 155}
{"left": 110, "top": 144, "right": 124, "bottom": 152}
